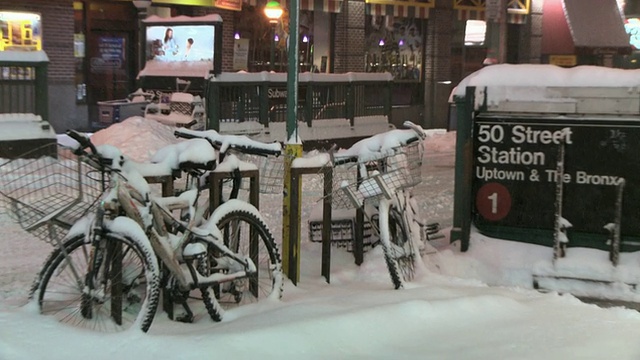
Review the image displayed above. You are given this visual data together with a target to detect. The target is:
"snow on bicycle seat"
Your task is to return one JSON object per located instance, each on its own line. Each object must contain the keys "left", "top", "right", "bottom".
{"left": 151, "top": 138, "right": 217, "bottom": 172}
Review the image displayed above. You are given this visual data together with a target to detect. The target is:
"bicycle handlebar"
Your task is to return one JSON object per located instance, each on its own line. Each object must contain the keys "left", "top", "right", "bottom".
{"left": 66, "top": 129, "right": 98, "bottom": 156}
{"left": 174, "top": 128, "right": 282, "bottom": 157}
{"left": 331, "top": 121, "right": 426, "bottom": 166}
{"left": 65, "top": 129, "right": 116, "bottom": 169}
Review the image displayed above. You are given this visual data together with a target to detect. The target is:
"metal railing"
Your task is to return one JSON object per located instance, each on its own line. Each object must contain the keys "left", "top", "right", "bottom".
{"left": 0, "top": 59, "right": 48, "bottom": 120}
{"left": 205, "top": 72, "right": 393, "bottom": 131}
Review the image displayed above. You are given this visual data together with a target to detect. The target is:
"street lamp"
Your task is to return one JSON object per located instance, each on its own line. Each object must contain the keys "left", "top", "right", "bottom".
{"left": 264, "top": 0, "right": 283, "bottom": 71}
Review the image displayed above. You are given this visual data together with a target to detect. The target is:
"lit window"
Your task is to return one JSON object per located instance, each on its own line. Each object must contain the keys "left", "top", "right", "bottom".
{"left": 465, "top": 20, "right": 486, "bottom": 46}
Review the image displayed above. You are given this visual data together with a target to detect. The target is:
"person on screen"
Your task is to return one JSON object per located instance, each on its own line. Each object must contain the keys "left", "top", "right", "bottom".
{"left": 163, "top": 28, "right": 179, "bottom": 56}
{"left": 183, "top": 38, "right": 194, "bottom": 60}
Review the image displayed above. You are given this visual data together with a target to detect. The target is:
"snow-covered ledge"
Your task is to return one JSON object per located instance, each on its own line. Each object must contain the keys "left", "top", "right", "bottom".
{"left": 451, "top": 64, "right": 640, "bottom": 115}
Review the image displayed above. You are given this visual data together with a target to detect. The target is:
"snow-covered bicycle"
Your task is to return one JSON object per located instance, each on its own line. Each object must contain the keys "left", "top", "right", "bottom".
{"left": 31, "top": 130, "right": 283, "bottom": 332}
{"left": 331, "top": 121, "right": 439, "bottom": 289}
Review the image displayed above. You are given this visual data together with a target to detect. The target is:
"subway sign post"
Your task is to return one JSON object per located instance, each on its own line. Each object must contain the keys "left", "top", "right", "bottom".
{"left": 449, "top": 65, "right": 640, "bottom": 261}
{"left": 470, "top": 115, "right": 639, "bottom": 252}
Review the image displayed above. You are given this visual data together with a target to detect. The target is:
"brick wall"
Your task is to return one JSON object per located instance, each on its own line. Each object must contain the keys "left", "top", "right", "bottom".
{"left": 526, "top": 0, "right": 544, "bottom": 64}
{"left": 335, "top": 0, "right": 365, "bottom": 72}
{"left": 192, "top": 6, "right": 236, "bottom": 72}
{"left": 0, "top": 0, "right": 75, "bottom": 85}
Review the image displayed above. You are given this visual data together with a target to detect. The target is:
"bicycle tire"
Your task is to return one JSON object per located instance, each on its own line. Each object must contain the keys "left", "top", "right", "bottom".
{"left": 211, "top": 203, "right": 284, "bottom": 311}
{"left": 378, "top": 200, "right": 415, "bottom": 289}
{"left": 388, "top": 206, "right": 416, "bottom": 283}
{"left": 34, "top": 232, "right": 161, "bottom": 333}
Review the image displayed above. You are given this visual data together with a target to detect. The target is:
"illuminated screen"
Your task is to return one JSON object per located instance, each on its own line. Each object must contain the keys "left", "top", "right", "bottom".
{"left": 625, "top": 18, "right": 640, "bottom": 50}
{"left": 146, "top": 25, "right": 215, "bottom": 62}
{"left": 0, "top": 11, "right": 42, "bottom": 51}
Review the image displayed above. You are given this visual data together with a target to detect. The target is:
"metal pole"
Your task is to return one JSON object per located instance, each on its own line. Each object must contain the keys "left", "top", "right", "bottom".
{"left": 282, "top": 0, "right": 302, "bottom": 283}
{"left": 270, "top": 23, "right": 276, "bottom": 71}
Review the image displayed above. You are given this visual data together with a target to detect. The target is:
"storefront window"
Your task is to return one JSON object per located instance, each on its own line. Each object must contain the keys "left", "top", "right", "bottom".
{"left": 0, "top": 11, "right": 42, "bottom": 52}
{"left": 234, "top": 7, "right": 314, "bottom": 72}
{"left": 365, "top": 16, "right": 423, "bottom": 81}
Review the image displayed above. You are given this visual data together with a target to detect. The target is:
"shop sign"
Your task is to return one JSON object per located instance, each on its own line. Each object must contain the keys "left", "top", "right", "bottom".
{"left": 472, "top": 116, "right": 640, "bottom": 246}
{"left": 0, "top": 11, "right": 42, "bottom": 51}
{"left": 232, "top": 38, "right": 249, "bottom": 71}
{"left": 549, "top": 55, "right": 576, "bottom": 67}
{"left": 214, "top": 0, "right": 243, "bottom": 11}
{"left": 90, "top": 36, "right": 125, "bottom": 73}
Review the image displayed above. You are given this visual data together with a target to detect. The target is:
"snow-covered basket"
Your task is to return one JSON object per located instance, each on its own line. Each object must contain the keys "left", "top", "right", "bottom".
{"left": 0, "top": 144, "right": 106, "bottom": 244}
{"left": 331, "top": 140, "right": 423, "bottom": 209}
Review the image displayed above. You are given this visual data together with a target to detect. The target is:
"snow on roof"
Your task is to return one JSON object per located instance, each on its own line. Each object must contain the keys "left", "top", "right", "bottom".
{"left": 0, "top": 113, "right": 42, "bottom": 122}
{"left": 0, "top": 113, "right": 56, "bottom": 141}
{"left": 452, "top": 64, "right": 640, "bottom": 98}
{"left": 138, "top": 60, "right": 213, "bottom": 78}
{"left": 143, "top": 14, "right": 222, "bottom": 24}
{"left": 0, "top": 50, "right": 49, "bottom": 63}
{"left": 451, "top": 64, "right": 640, "bottom": 113}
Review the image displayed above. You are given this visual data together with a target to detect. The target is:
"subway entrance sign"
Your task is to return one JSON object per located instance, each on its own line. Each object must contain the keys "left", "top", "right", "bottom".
{"left": 448, "top": 64, "right": 640, "bottom": 253}
{"left": 471, "top": 114, "right": 640, "bottom": 251}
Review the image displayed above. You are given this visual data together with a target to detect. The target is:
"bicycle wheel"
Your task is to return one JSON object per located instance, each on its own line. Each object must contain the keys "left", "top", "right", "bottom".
{"left": 35, "top": 232, "right": 160, "bottom": 332}
{"left": 388, "top": 206, "right": 416, "bottom": 283}
{"left": 377, "top": 200, "right": 415, "bottom": 289}
{"left": 212, "top": 202, "right": 283, "bottom": 311}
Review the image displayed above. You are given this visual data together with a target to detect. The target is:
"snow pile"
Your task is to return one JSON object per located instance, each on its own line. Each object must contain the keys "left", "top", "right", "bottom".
{"left": 90, "top": 117, "right": 180, "bottom": 162}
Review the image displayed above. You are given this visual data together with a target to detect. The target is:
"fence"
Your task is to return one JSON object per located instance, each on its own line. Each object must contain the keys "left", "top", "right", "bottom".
{"left": 0, "top": 53, "right": 49, "bottom": 120}
{"left": 205, "top": 72, "right": 393, "bottom": 132}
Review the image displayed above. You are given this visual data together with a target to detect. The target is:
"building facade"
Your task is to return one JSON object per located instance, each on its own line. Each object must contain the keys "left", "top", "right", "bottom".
{"left": 0, "top": 0, "right": 633, "bottom": 132}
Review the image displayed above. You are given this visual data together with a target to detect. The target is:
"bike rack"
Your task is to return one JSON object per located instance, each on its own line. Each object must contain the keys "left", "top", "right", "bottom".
{"left": 290, "top": 164, "right": 334, "bottom": 284}
{"left": 210, "top": 168, "right": 260, "bottom": 210}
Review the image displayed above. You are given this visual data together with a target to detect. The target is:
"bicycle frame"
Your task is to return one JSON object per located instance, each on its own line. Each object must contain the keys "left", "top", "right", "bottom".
{"left": 85, "top": 151, "right": 257, "bottom": 292}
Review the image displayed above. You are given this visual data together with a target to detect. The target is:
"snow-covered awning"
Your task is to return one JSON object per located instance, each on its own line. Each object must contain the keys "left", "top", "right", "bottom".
{"left": 0, "top": 50, "right": 49, "bottom": 63}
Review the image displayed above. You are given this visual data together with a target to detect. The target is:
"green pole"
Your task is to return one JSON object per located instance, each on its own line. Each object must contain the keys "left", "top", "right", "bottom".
{"left": 282, "top": 0, "right": 302, "bottom": 284}
{"left": 449, "top": 88, "right": 475, "bottom": 252}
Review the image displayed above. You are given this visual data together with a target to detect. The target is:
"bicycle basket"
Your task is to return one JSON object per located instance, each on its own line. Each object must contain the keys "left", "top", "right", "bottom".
{"left": 332, "top": 141, "right": 424, "bottom": 209}
{"left": 239, "top": 154, "right": 284, "bottom": 195}
{"left": 0, "top": 143, "right": 106, "bottom": 244}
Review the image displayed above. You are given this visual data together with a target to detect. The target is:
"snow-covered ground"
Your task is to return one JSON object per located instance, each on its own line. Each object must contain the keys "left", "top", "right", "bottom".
{"left": 1, "top": 117, "right": 640, "bottom": 360}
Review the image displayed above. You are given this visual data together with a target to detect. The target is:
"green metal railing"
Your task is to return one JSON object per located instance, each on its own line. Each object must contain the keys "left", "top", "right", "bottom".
{"left": 0, "top": 59, "right": 48, "bottom": 120}
{"left": 205, "top": 72, "right": 393, "bottom": 131}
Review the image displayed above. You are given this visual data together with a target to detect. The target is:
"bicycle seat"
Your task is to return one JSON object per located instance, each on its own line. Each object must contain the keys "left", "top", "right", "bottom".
{"left": 179, "top": 159, "right": 216, "bottom": 172}
{"left": 151, "top": 138, "right": 217, "bottom": 172}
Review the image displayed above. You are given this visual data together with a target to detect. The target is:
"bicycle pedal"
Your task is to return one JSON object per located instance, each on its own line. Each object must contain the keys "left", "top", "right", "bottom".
{"left": 175, "top": 313, "right": 194, "bottom": 323}
{"left": 426, "top": 222, "right": 440, "bottom": 231}
{"left": 427, "top": 233, "right": 446, "bottom": 241}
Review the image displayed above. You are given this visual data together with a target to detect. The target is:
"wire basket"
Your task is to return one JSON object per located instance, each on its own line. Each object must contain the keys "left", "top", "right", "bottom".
{"left": 239, "top": 154, "right": 284, "bottom": 195}
{"left": 330, "top": 141, "right": 424, "bottom": 209}
{"left": 0, "top": 143, "right": 106, "bottom": 244}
